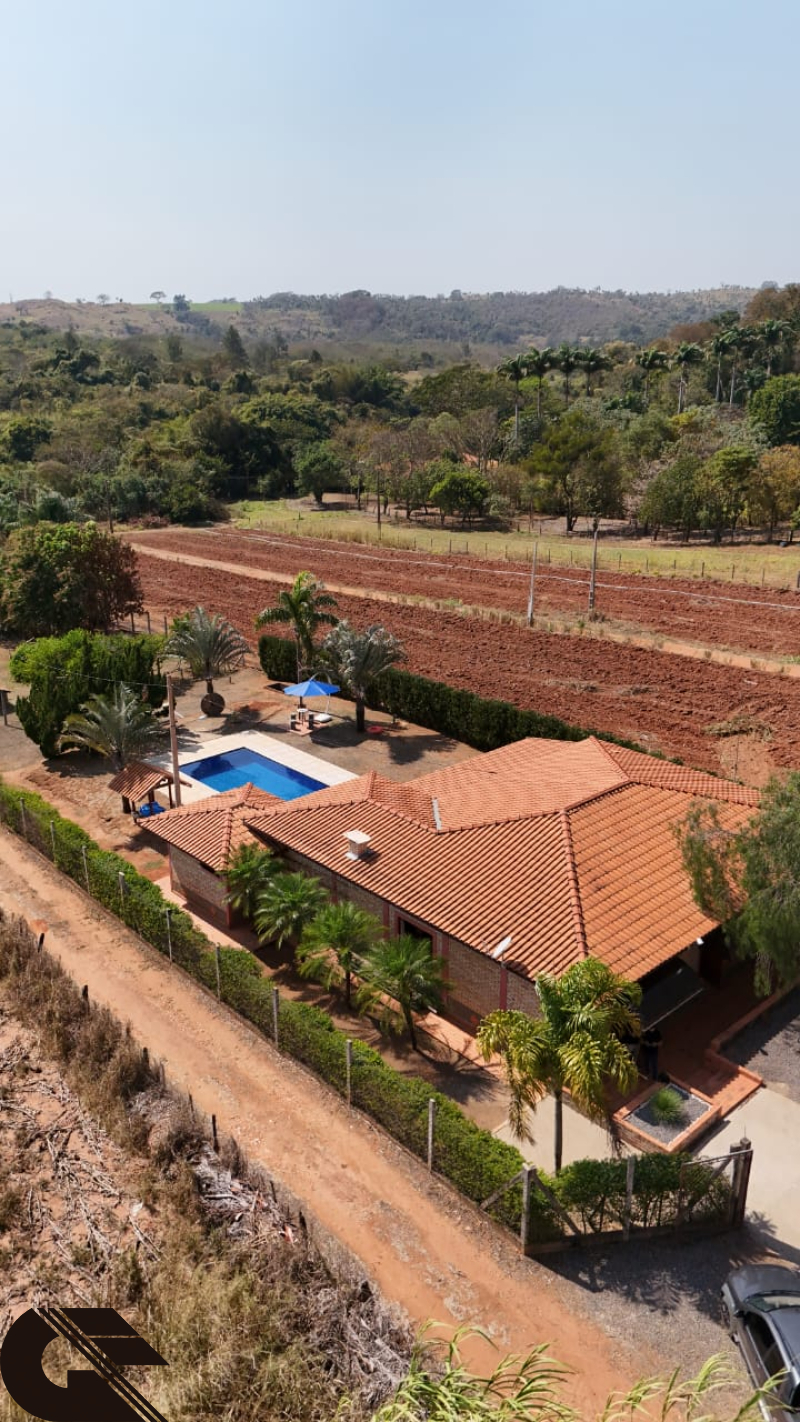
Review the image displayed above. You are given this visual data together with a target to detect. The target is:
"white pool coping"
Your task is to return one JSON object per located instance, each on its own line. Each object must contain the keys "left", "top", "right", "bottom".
{"left": 153, "top": 730, "right": 356, "bottom": 805}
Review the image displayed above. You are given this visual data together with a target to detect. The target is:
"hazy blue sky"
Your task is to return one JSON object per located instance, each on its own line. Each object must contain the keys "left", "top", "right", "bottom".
{"left": 3, "top": 0, "right": 798, "bottom": 301}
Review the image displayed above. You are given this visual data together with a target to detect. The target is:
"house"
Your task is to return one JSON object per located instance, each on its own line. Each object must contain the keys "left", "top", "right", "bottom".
{"left": 245, "top": 736, "right": 760, "bottom": 1029}
{"left": 151, "top": 783, "right": 277, "bottom": 927}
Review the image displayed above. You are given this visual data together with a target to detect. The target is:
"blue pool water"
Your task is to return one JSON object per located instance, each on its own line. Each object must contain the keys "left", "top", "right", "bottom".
{"left": 182, "top": 747, "right": 326, "bottom": 800}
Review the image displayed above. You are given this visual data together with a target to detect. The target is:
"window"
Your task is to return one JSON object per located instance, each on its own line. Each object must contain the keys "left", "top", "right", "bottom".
{"left": 746, "top": 1313, "right": 784, "bottom": 1378}
{"left": 398, "top": 917, "right": 432, "bottom": 948}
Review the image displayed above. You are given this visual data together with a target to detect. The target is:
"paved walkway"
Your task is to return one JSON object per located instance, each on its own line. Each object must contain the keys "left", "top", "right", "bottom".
{"left": 710, "top": 1087, "right": 800, "bottom": 1257}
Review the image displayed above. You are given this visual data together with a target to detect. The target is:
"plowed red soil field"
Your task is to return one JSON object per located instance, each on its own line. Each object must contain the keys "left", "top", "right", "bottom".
{"left": 129, "top": 532, "right": 800, "bottom": 775}
{"left": 130, "top": 527, "right": 800, "bottom": 657}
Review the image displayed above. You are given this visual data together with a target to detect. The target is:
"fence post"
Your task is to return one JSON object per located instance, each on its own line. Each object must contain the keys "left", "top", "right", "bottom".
{"left": 271, "top": 986, "right": 280, "bottom": 1048}
{"left": 346, "top": 1038, "right": 353, "bottom": 1107}
{"left": 163, "top": 615, "right": 169, "bottom": 636}
{"left": 214, "top": 945, "right": 222, "bottom": 1000}
{"left": 19, "top": 800, "right": 26, "bottom": 838}
{"left": 622, "top": 1156, "right": 636, "bottom": 1240}
{"left": 118, "top": 870, "right": 126, "bottom": 910}
{"left": 145, "top": 610, "right": 152, "bottom": 634}
{"left": 130, "top": 611, "right": 135, "bottom": 634}
{"left": 165, "top": 908, "right": 173, "bottom": 963}
{"left": 730, "top": 1138, "right": 753, "bottom": 1226}
{"left": 50, "top": 821, "right": 57, "bottom": 861}
{"left": 520, "top": 1164, "right": 533, "bottom": 1254}
{"left": 81, "top": 844, "right": 90, "bottom": 894}
{"left": 427, "top": 1098, "right": 436, "bottom": 1172}
{"left": 212, "top": 1113, "right": 219, "bottom": 1151}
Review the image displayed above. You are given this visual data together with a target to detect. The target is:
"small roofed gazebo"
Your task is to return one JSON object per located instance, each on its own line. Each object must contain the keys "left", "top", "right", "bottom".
{"left": 108, "top": 760, "right": 185, "bottom": 818}
{"left": 149, "top": 783, "right": 278, "bottom": 927}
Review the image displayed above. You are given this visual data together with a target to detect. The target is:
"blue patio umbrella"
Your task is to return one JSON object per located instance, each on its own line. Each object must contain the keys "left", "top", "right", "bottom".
{"left": 282, "top": 677, "right": 340, "bottom": 710}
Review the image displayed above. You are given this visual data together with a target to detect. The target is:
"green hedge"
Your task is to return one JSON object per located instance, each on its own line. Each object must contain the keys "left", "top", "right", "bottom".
{"left": 257, "top": 633, "right": 648, "bottom": 756}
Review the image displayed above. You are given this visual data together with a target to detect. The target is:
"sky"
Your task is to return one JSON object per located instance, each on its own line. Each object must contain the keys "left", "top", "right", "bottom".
{"left": 2, "top": 0, "right": 799, "bottom": 302}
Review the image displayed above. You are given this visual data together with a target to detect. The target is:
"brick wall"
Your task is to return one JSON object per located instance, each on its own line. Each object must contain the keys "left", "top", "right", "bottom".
{"left": 170, "top": 848, "right": 229, "bottom": 927}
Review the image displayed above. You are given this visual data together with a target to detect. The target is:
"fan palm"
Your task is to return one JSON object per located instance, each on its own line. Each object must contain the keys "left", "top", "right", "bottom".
{"left": 359, "top": 933, "right": 446, "bottom": 1050}
{"left": 672, "top": 342, "right": 704, "bottom": 414}
{"left": 255, "top": 571, "right": 338, "bottom": 680}
{"left": 225, "top": 843, "right": 276, "bottom": 921}
{"left": 166, "top": 606, "right": 249, "bottom": 694}
{"left": 322, "top": 620, "right": 406, "bottom": 733}
{"left": 253, "top": 872, "right": 328, "bottom": 952}
{"left": 477, "top": 957, "right": 641, "bottom": 1173}
{"left": 635, "top": 347, "right": 669, "bottom": 403}
{"left": 296, "top": 900, "right": 379, "bottom": 1009}
{"left": 59, "top": 683, "right": 164, "bottom": 774}
{"left": 524, "top": 347, "right": 555, "bottom": 420}
{"left": 497, "top": 355, "right": 528, "bottom": 443}
{"left": 554, "top": 344, "right": 579, "bottom": 405}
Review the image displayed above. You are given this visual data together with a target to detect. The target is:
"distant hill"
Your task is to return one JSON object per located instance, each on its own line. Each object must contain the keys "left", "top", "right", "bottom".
{"left": 0, "top": 286, "right": 758, "bottom": 357}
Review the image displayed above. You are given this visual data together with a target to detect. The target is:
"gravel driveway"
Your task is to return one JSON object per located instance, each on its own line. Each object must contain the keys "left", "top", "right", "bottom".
{"left": 726, "top": 989, "right": 800, "bottom": 1101}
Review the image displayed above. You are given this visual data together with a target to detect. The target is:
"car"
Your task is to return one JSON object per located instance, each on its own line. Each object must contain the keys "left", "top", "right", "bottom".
{"left": 722, "top": 1263, "right": 800, "bottom": 1419}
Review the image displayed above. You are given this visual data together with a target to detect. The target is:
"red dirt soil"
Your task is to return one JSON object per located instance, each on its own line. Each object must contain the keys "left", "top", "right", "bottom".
{"left": 130, "top": 527, "right": 800, "bottom": 657}
{"left": 130, "top": 536, "right": 800, "bottom": 776}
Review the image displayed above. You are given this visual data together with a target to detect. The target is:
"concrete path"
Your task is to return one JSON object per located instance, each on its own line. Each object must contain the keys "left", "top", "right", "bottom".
{"left": 710, "top": 1087, "right": 800, "bottom": 1256}
{"left": 493, "top": 1098, "right": 613, "bottom": 1172}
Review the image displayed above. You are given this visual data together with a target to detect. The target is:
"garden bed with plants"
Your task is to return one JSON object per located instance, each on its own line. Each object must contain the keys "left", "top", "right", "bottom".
{"left": 621, "top": 1081, "right": 717, "bottom": 1150}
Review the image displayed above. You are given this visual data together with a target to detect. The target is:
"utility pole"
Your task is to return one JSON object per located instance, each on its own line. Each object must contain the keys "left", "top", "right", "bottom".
{"left": 166, "top": 674, "right": 182, "bottom": 807}
{"left": 526, "top": 542, "right": 538, "bottom": 626}
{"left": 588, "top": 524, "right": 599, "bottom": 614}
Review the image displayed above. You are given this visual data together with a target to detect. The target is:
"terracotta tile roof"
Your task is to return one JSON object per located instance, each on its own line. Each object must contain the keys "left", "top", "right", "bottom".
{"left": 153, "top": 783, "right": 278, "bottom": 870}
{"left": 108, "top": 760, "right": 181, "bottom": 801}
{"left": 245, "top": 737, "right": 760, "bottom": 984}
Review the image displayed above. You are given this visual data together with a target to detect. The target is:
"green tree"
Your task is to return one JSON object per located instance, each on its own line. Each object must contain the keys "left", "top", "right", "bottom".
{"left": 553, "top": 345, "right": 579, "bottom": 405}
{"left": 255, "top": 571, "right": 338, "bottom": 679}
{"left": 321, "top": 620, "right": 406, "bottom": 733}
{"left": 751, "top": 445, "right": 800, "bottom": 540}
{"left": 678, "top": 774, "right": 800, "bottom": 993}
{"left": 0, "top": 522, "right": 142, "bottom": 637}
{"left": 749, "top": 374, "right": 800, "bottom": 446}
{"left": 1, "top": 416, "right": 53, "bottom": 463}
{"left": 59, "top": 683, "right": 164, "bottom": 774}
{"left": 498, "top": 355, "right": 527, "bottom": 443}
{"left": 639, "top": 454, "right": 703, "bottom": 540}
{"left": 635, "top": 347, "right": 669, "bottom": 404}
{"left": 698, "top": 446, "right": 757, "bottom": 543}
{"left": 428, "top": 467, "right": 491, "bottom": 526}
{"left": 576, "top": 348, "right": 611, "bottom": 395}
{"left": 294, "top": 441, "right": 348, "bottom": 504}
{"left": 672, "top": 342, "right": 704, "bottom": 414}
{"left": 222, "top": 324, "right": 248, "bottom": 369}
{"left": 524, "top": 347, "right": 555, "bottom": 420}
{"left": 757, "top": 319, "right": 794, "bottom": 378}
{"left": 166, "top": 606, "right": 249, "bottom": 695}
{"left": 359, "top": 933, "right": 446, "bottom": 1050}
{"left": 254, "top": 872, "right": 328, "bottom": 952}
{"left": 477, "top": 959, "right": 641, "bottom": 1172}
{"left": 296, "top": 901, "right": 379, "bottom": 1009}
{"left": 225, "top": 843, "right": 276, "bottom": 920}
{"left": 525, "top": 410, "right": 623, "bottom": 532}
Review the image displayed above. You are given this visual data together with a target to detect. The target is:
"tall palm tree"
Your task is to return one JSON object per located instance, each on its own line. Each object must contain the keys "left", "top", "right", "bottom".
{"left": 554, "top": 344, "right": 579, "bottom": 405}
{"left": 296, "top": 900, "right": 379, "bottom": 1009}
{"left": 477, "top": 958, "right": 641, "bottom": 1173}
{"left": 757, "top": 318, "right": 793, "bottom": 378}
{"left": 636, "top": 347, "right": 669, "bottom": 404}
{"left": 322, "top": 620, "right": 405, "bottom": 733}
{"left": 722, "top": 326, "right": 758, "bottom": 407}
{"left": 255, "top": 571, "right": 338, "bottom": 680}
{"left": 576, "top": 348, "right": 611, "bottom": 395}
{"left": 672, "top": 342, "right": 704, "bottom": 414}
{"left": 359, "top": 933, "right": 446, "bottom": 1050}
{"left": 59, "top": 684, "right": 164, "bottom": 776}
{"left": 225, "top": 843, "right": 276, "bottom": 921}
{"left": 166, "top": 606, "right": 249, "bottom": 698}
{"left": 706, "top": 332, "right": 732, "bottom": 404}
{"left": 253, "top": 872, "right": 328, "bottom": 952}
{"left": 498, "top": 355, "right": 528, "bottom": 443}
{"left": 524, "top": 347, "right": 555, "bottom": 420}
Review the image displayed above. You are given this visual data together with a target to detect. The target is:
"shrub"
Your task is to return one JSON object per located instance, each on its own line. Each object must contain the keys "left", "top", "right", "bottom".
{"left": 649, "top": 1086, "right": 688, "bottom": 1127}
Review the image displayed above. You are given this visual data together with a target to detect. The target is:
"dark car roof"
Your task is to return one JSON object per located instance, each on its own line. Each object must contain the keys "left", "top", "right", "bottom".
{"left": 727, "top": 1264, "right": 800, "bottom": 1303}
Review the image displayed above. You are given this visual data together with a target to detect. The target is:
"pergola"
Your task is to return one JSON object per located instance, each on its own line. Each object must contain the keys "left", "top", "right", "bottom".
{"left": 108, "top": 760, "right": 185, "bottom": 817}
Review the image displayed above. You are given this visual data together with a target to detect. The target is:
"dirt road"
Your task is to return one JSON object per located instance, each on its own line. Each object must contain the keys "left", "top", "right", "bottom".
{"left": 0, "top": 827, "right": 645, "bottom": 1405}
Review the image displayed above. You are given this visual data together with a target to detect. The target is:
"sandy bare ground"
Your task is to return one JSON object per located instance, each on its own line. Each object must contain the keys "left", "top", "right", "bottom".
{"left": 0, "top": 825, "right": 650, "bottom": 1405}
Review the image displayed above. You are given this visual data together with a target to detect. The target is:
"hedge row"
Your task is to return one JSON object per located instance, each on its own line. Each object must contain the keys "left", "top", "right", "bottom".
{"left": 0, "top": 780, "right": 527, "bottom": 1231}
{"left": 257, "top": 633, "right": 647, "bottom": 756}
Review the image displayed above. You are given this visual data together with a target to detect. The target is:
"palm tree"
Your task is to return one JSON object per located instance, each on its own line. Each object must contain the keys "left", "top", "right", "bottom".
{"left": 477, "top": 957, "right": 641, "bottom": 1173}
{"left": 255, "top": 571, "right": 339, "bottom": 680}
{"left": 59, "top": 683, "right": 164, "bottom": 777}
{"left": 166, "top": 606, "right": 249, "bottom": 708}
{"left": 758, "top": 318, "right": 793, "bottom": 378}
{"left": 524, "top": 347, "right": 555, "bottom": 420}
{"left": 707, "top": 332, "right": 731, "bottom": 403}
{"left": 296, "top": 901, "right": 379, "bottom": 1009}
{"left": 672, "top": 342, "right": 704, "bottom": 414}
{"left": 576, "top": 348, "right": 611, "bottom": 395}
{"left": 722, "top": 326, "right": 758, "bottom": 407}
{"left": 498, "top": 355, "right": 528, "bottom": 443}
{"left": 636, "top": 347, "right": 669, "bottom": 404}
{"left": 554, "top": 344, "right": 579, "bottom": 405}
{"left": 322, "top": 620, "right": 406, "bottom": 733}
{"left": 225, "top": 843, "right": 276, "bottom": 921}
{"left": 253, "top": 872, "right": 328, "bottom": 952}
{"left": 359, "top": 933, "right": 446, "bottom": 1050}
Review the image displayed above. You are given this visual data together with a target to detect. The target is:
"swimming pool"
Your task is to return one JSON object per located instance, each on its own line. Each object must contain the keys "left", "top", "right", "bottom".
{"left": 181, "top": 746, "right": 326, "bottom": 800}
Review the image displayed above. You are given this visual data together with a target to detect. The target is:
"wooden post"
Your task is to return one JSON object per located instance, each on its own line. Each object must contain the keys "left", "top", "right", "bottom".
{"left": 166, "top": 674, "right": 182, "bottom": 807}
{"left": 165, "top": 909, "right": 173, "bottom": 963}
{"left": 427, "top": 1098, "right": 436, "bottom": 1172}
{"left": 0, "top": 689, "right": 8, "bottom": 726}
{"left": 526, "top": 542, "right": 538, "bottom": 626}
{"left": 212, "top": 1113, "right": 219, "bottom": 1151}
{"left": 346, "top": 1038, "right": 353, "bottom": 1107}
{"left": 588, "top": 527, "right": 599, "bottom": 613}
{"left": 145, "top": 610, "right": 152, "bottom": 634}
{"left": 622, "top": 1156, "right": 636, "bottom": 1240}
{"left": 50, "top": 821, "right": 57, "bottom": 860}
{"left": 19, "top": 800, "right": 26, "bottom": 838}
{"left": 81, "top": 844, "right": 90, "bottom": 894}
{"left": 520, "top": 1164, "right": 533, "bottom": 1253}
{"left": 730, "top": 1138, "right": 753, "bottom": 1226}
{"left": 214, "top": 945, "right": 222, "bottom": 1000}
{"left": 701, "top": 560, "right": 705, "bottom": 578}
{"left": 163, "top": 615, "right": 168, "bottom": 636}
{"left": 118, "top": 870, "right": 126, "bottom": 909}
{"left": 130, "top": 611, "right": 135, "bottom": 633}
{"left": 272, "top": 986, "right": 280, "bottom": 1047}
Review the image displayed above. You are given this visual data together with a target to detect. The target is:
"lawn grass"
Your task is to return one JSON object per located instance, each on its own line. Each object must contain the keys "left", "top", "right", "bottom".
{"left": 229, "top": 500, "right": 800, "bottom": 589}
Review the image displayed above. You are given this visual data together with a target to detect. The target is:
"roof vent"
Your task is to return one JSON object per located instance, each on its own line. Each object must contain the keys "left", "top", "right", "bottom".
{"left": 344, "top": 829, "right": 372, "bottom": 861}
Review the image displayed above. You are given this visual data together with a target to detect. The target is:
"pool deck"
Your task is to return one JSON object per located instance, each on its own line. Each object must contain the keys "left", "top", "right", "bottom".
{"left": 153, "top": 731, "right": 357, "bottom": 804}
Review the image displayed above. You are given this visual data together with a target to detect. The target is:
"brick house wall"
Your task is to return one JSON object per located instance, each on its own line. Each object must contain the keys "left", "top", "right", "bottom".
{"left": 169, "top": 848, "right": 230, "bottom": 928}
